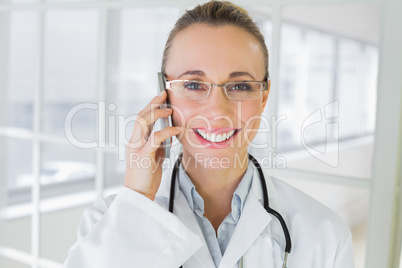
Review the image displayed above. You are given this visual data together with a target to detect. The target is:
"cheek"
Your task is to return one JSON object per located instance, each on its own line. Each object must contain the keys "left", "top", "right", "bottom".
{"left": 243, "top": 106, "right": 263, "bottom": 128}
{"left": 170, "top": 100, "right": 193, "bottom": 126}
{"left": 241, "top": 108, "right": 264, "bottom": 143}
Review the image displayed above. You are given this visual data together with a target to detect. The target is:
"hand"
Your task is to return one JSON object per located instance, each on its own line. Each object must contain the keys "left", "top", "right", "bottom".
{"left": 124, "top": 91, "right": 182, "bottom": 200}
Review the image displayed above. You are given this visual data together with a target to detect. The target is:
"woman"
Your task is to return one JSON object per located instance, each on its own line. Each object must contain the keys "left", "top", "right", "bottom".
{"left": 64, "top": 1, "right": 354, "bottom": 267}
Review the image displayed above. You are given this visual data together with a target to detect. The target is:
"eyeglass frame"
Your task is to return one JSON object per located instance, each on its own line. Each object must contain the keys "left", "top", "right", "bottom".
{"left": 164, "top": 78, "right": 270, "bottom": 100}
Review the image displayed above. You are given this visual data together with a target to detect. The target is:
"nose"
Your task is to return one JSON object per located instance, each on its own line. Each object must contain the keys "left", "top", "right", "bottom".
{"left": 200, "top": 84, "right": 233, "bottom": 117}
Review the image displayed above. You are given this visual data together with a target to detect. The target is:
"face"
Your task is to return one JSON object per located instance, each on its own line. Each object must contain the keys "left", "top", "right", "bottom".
{"left": 165, "top": 23, "right": 269, "bottom": 167}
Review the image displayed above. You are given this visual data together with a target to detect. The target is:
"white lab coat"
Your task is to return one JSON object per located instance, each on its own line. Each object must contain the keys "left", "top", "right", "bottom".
{"left": 63, "top": 159, "right": 354, "bottom": 268}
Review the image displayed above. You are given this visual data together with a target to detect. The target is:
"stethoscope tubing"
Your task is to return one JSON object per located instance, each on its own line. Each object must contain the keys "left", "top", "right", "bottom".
{"left": 248, "top": 154, "right": 292, "bottom": 254}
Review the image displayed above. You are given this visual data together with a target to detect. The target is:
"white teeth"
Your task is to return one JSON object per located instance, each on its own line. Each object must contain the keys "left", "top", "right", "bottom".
{"left": 196, "top": 129, "right": 236, "bottom": 142}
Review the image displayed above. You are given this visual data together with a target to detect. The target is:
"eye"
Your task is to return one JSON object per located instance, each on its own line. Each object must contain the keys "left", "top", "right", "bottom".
{"left": 228, "top": 82, "right": 252, "bottom": 91}
{"left": 183, "top": 81, "right": 208, "bottom": 91}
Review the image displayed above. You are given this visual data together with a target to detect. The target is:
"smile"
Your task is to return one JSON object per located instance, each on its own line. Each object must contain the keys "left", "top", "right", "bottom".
{"left": 194, "top": 128, "right": 238, "bottom": 143}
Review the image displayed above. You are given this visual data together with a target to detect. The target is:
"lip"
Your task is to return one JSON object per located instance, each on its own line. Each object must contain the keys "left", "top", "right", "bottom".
{"left": 192, "top": 127, "right": 238, "bottom": 134}
{"left": 191, "top": 127, "right": 240, "bottom": 148}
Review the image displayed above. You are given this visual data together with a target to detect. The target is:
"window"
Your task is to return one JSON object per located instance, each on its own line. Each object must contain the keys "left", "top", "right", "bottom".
{"left": 277, "top": 23, "right": 378, "bottom": 152}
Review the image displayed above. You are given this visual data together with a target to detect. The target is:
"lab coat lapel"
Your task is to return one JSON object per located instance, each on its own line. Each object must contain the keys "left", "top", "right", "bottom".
{"left": 157, "top": 158, "right": 215, "bottom": 268}
{"left": 173, "top": 193, "right": 216, "bottom": 268}
{"left": 218, "top": 167, "right": 274, "bottom": 268}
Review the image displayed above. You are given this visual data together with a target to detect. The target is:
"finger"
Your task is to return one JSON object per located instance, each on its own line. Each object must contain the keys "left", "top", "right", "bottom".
{"left": 142, "top": 126, "right": 183, "bottom": 155}
{"left": 141, "top": 107, "right": 173, "bottom": 137}
{"left": 128, "top": 91, "right": 169, "bottom": 149}
{"left": 129, "top": 108, "right": 173, "bottom": 148}
{"left": 138, "top": 91, "right": 169, "bottom": 117}
{"left": 134, "top": 91, "right": 169, "bottom": 138}
{"left": 137, "top": 107, "right": 173, "bottom": 139}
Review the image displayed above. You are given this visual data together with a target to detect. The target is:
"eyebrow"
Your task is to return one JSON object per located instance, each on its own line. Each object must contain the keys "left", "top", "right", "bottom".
{"left": 178, "top": 70, "right": 256, "bottom": 80}
{"left": 178, "top": 70, "right": 205, "bottom": 78}
{"left": 229, "top": 72, "right": 255, "bottom": 80}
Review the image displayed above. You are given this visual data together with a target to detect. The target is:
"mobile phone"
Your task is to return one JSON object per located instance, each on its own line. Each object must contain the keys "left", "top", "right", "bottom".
{"left": 157, "top": 72, "right": 172, "bottom": 158}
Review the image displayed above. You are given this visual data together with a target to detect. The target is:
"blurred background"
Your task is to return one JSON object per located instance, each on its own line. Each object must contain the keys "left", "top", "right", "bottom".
{"left": 0, "top": 0, "right": 401, "bottom": 267}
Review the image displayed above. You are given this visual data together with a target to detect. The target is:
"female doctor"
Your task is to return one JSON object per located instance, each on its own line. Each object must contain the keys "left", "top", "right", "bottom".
{"left": 64, "top": 1, "right": 354, "bottom": 267}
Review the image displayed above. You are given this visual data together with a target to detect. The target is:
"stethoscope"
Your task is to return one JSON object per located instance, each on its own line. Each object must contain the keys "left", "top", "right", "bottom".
{"left": 168, "top": 153, "right": 292, "bottom": 268}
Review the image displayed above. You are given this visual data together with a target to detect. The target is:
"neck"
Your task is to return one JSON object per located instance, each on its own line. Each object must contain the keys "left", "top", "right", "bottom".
{"left": 181, "top": 151, "right": 249, "bottom": 197}
{"left": 180, "top": 150, "right": 249, "bottom": 230}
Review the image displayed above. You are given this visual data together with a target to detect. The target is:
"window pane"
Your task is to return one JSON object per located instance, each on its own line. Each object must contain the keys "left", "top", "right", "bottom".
{"left": 40, "top": 205, "right": 88, "bottom": 262}
{"left": 105, "top": 8, "right": 180, "bottom": 160}
{"left": 40, "top": 142, "right": 95, "bottom": 200}
{"left": 107, "top": 7, "right": 180, "bottom": 113}
{"left": 249, "top": 10, "right": 273, "bottom": 159}
{"left": 0, "top": 137, "right": 32, "bottom": 253}
{"left": 0, "top": 256, "right": 30, "bottom": 268}
{"left": 1, "top": 11, "right": 38, "bottom": 130}
{"left": 337, "top": 40, "right": 378, "bottom": 138}
{"left": 3, "top": 138, "right": 32, "bottom": 197}
{"left": 278, "top": 24, "right": 336, "bottom": 150}
{"left": 0, "top": 214, "right": 31, "bottom": 257}
{"left": 42, "top": 10, "right": 98, "bottom": 141}
{"left": 276, "top": 16, "right": 378, "bottom": 179}
{"left": 105, "top": 152, "right": 125, "bottom": 189}
{"left": 38, "top": 142, "right": 95, "bottom": 261}
{"left": 103, "top": 8, "right": 181, "bottom": 187}
{"left": 250, "top": 7, "right": 273, "bottom": 50}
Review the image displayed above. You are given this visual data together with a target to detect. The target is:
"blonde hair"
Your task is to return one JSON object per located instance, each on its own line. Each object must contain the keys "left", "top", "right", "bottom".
{"left": 161, "top": 1, "right": 269, "bottom": 79}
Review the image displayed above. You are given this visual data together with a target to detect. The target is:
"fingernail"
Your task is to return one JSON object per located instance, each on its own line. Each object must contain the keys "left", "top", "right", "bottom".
{"left": 176, "top": 126, "right": 183, "bottom": 131}
{"left": 159, "top": 90, "right": 166, "bottom": 96}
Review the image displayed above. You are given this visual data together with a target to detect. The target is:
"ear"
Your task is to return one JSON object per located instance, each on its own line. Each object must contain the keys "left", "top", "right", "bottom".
{"left": 261, "top": 80, "right": 270, "bottom": 111}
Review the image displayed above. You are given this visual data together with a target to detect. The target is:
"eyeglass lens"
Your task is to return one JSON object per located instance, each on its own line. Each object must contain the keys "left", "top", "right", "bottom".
{"left": 169, "top": 81, "right": 263, "bottom": 100}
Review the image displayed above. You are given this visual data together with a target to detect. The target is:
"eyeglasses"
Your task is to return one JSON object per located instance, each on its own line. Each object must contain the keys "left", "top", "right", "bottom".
{"left": 165, "top": 79, "right": 269, "bottom": 100}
